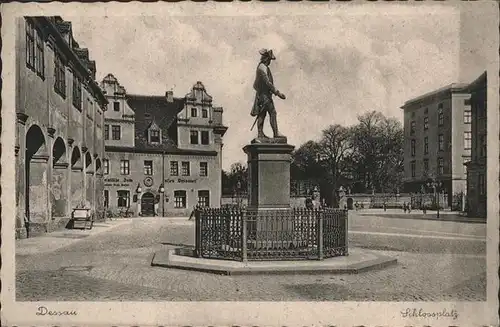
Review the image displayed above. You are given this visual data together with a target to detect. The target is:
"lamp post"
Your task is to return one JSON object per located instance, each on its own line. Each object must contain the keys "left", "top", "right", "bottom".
{"left": 159, "top": 183, "right": 165, "bottom": 217}
{"left": 426, "top": 178, "right": 443, "bottom": 219}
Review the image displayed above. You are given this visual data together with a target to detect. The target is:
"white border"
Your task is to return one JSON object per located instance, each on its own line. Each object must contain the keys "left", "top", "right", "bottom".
{"left": 2, "top": 2, "right": 499, "bottom": 326}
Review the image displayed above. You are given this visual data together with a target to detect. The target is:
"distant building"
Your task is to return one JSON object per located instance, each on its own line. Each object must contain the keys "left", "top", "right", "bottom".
{"left": 401, "top": 83, "right": 472, "bottom": 206}
{"left": 15, "top": 17, "right": 108, "bottom": 238}
{"left": 101, "top": 75, "right": 227, "bottom": 217}
{"left": 464, "top": 72, "right": 487, "bottom": 218}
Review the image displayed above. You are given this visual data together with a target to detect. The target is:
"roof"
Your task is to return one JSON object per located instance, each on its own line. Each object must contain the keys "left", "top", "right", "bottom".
{"left": 463, "top": 71, "right": 487, "bottom": 92}
{"left": 125, "top": 94, "right": 186, "bottom": 151}
{"left": 401, "top": 83, "right": 468, "bottom": 109}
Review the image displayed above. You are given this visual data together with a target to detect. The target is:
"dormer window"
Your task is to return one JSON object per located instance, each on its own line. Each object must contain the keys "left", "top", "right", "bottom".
{"left": 147, "top": 120, "right": 161, "bottom": 144}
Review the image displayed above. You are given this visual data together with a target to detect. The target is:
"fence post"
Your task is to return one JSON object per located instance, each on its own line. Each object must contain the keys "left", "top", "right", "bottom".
{"left": 344, "top": 209, "right": 349, "bottom": 256}
{"left": 241, "top": 209, "right": 248, "bottom": 262}
{"left": 317, "top": 210, "right": 324, "bottom": 260}
{"left": 195, "top": 210, "right": 202, "bottom": 258}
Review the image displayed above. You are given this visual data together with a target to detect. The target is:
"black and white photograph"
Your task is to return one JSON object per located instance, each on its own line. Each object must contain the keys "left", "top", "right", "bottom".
{"left": 1, "top": 1, "right": 499, "bottom": 326}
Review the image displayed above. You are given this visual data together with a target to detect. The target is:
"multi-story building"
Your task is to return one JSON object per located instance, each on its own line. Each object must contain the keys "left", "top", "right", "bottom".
{"left": 101, "top": 74, "right": 227, "bottom": 217}
{"left": 401, "top": 83, "right": 472, "bottom": 206}
{"left": 464, "top": 72, "right": 487, "bottom": 218}
{"left": 15, "top": 17, "right": 108, "bottom": 238}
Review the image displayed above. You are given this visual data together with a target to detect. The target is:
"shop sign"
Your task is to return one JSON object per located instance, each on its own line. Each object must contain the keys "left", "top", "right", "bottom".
{"left": 105, "top": 177, "right": 133, "bottom": 187}
{"left": 164, "top": 178, "right": 198, "bottom": 184}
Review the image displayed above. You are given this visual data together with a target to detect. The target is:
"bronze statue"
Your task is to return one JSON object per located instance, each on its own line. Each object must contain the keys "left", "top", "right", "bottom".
{"left": 250, "top": 49, "right": 286, "bottom": 141}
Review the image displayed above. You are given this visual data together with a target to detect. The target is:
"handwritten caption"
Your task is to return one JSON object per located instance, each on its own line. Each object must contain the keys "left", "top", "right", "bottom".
{"left": 401, "top": 308, "right": 458, "bottom": 320}
{"left": 36, "top": 306, "right": 77, "bottom": 316}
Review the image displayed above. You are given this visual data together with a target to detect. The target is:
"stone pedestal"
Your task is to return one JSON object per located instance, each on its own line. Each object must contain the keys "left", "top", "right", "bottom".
{"left": 243, "top": 140, "right": 295, "bottom": 210}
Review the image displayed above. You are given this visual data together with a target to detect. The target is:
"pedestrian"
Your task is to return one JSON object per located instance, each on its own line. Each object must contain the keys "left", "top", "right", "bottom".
{"left": 422, "top": 205, "right": 427, "bottom": 214}
{"left": 189, "top": 204, "right": 200, "bottom": 220}
{"left": 408, "top": 203, "right": 412, "bottom": 213}
{"left": 383, "top": 202, "right": 387, "bottom": 212}
{"left": 403, "top": 202, "right": 407, "bottom": 213}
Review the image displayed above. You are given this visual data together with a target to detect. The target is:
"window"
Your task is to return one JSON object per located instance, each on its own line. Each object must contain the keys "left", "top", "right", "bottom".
{"left": 170, "top": 161, "right": 179, "bottom": 176}
{"left": 410, "top": 121, "right": 416, "bottom": 135}
{"left": 72, "top": 75, "right": 82, "bottom": 110}
{"left": 202, "top": 108, "right": 208, "bottom": 118}
{"left": 113, "top": 101, "right": 120, "bottom": 111}
{"left": 198, "top": 190, "right": 210, "bottom": 207}
{"left": 480, "top": 134, "right": 486, "bottom": 157}
{"left": 463, "top": 156, "right": 471, "bottom": 177}
{"left": 438, "top": 157, "right": 444, "bottom": 175}
{"left": 104, "top": 125, "right": 109, "bottom": 140}
{"left": 438, "top": 134, "right": 444, "bottom": 151}
{"left": 120, "top": 160, "right": 130, "bottom": 175}
{"left": 201, "top": 131, "right": 209, "bottom": 145}
{"left": 103, "top": 159, "right": 109, "bottom": 175}
{"left": 424, "top": 107, "right": 429, "bottom": 114}
{"left": 464, "top": 110, "right": 472, "bottom": 124}
{"left": 464, "top": 131, "right": 472, "bottom": 150}
{"left": 117, "top": 190, "right": 130, "bottom": 208}
{"left": 174, "top": 190, "right": 187, "bottom": 208}
{"left": 424, "top": 137, "right": 429, "bottom": 155}
{"left": 144, "top": 160, "right": 153, "bottom": 175}
{"left": 424, "top": 117, "right": 429, "bottom": 130}
{"left": 411, "top": 111, "right": 416, "bottom": 118}
{"left": 478, "top": 174, "right": 486, "bottom": 195}
{"left": 104, "top": 190, "right": 109, "bottom": 208}
{"left": 438, "top": 107, "right": 444, "bottom": 126}
{"left": 410, "top": 161, "right": 416, "bottom": 178}
{"left": 190, "top": 130, "right": 199, "bottom": 144}
{"left": 423, "top": 159, "right": 429, "bottom": 172}
{"left": 464, "top": 98, "right": 471, "bottom": 106}
{"left": 112, "top": 125, "right": 121, "bottom": 140}
{"left": 25, "top": 19, "right": 44, "bottom": 77}
{"left": 54, "top": 51, "right": 66, "bottom": 97}
{"left": 191, "top": 107, "right": 198, "bottom": 117}
{"left": 410, "top": 139, "right": 416, "bottom": 157}
{"left": 200, "top": 162, "right": 208, "bottom": 177}
{"left": 181, "top": 161, "right": 190, "bottom": 176}
{"left": 150, "top": 130, "right": 160, "bottom": 143}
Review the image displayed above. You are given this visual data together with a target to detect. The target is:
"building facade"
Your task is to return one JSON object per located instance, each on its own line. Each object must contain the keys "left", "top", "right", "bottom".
{"left": 465, "top": 72, "right": 487, "bottom": 218}
{"left": 15, "top": 17, "right": 108, "bottom": 238}
{"left": 401, "top": 83, "right": 471, "bottom": 206}
{"left": 101, "top": 75, "right": 227, "bottom": 217}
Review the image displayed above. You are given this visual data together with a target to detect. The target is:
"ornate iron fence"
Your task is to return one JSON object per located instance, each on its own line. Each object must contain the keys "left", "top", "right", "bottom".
{"left": 195, "top": 207, "right": 348, "bottom": 261}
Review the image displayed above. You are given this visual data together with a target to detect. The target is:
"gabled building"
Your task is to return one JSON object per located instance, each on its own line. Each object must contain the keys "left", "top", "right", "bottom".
{"left": 15, "top": 17, "right": 108, "bottom": 238}
{"left": 401, "top": 83, "right": 472, "bottom": 207}
{"left": 464, "top": 72, "right": 487, "bottom": 218}
{"left": 100, "top": 75, "right": 228, "bottom": 217}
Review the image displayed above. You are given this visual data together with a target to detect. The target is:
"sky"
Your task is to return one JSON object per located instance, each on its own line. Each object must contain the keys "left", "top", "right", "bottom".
{"left": 67, "top": 2, "right": 497, "bottom": 170}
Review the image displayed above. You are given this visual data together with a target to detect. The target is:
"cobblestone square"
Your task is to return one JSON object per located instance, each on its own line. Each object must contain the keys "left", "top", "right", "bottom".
{"left": 16, "top": 213, "right": 486, "bottom": 301}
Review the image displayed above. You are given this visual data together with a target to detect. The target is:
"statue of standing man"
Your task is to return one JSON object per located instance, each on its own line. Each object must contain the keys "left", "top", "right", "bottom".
{"left": 250, "top": 49, "right": 286, "bottom": 142}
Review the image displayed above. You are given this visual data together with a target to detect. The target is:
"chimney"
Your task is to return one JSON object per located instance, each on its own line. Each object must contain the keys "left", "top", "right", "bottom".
{"left": 166, "top": 90, "right": 173, "bottom": 103}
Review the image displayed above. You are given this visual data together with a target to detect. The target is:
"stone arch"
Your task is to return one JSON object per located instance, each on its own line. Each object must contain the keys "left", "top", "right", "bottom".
{"left": 141, "top": 191, "right": 156, "bottom": 216}
{"left": 51, "top": 137, "right": 69, "bottom": 218}
{"left": 52, "top": 137, "right": 67, "bottom": 165}
{"left": 26, "top": 124, "right": 47, "bottom": 159}
{"left": 85, "top": 152, "right": 93, "bottom": 170}
{"left": 70, "top": 146, "right": 84, "bottom": 208}
{"left": 25, "top": 124, "right": 49, "bottom": 226}
{"left": 95, "top": 158, "right": 102, "bottom": 173}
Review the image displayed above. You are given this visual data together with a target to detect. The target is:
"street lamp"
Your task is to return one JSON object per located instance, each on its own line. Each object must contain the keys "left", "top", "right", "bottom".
{"left": 426, "top": 179, "right": 443, "bottom": 219}
{"left": 159, "top": 183, "right": 165, "bottom": 216}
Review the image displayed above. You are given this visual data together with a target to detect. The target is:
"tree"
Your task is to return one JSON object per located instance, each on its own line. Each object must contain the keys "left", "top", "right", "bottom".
{"left": 351, "top": 111, "right": 404, "bottom": 193}
{"left": 222, "top": 162, "right": 248, "bottom": 197}
{"left": 317, "top": 124, "right": 354, "bottom": 205}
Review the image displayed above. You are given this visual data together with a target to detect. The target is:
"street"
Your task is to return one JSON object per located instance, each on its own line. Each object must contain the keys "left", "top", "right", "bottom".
{"left": 16, "top": 212, "right": 486, "bottom": 301}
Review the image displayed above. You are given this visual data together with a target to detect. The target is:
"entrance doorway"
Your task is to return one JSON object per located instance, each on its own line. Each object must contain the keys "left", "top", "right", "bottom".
{"left": 141, "top": 192, "right": 155, "bottom": 216}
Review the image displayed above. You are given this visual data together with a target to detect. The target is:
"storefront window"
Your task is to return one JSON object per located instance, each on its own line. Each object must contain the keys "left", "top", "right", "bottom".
{"left": 117, "top": 190, "right": 130, "bottom": 207}
{"left": 174, "top": 190, "right": 187, "bottom": 208}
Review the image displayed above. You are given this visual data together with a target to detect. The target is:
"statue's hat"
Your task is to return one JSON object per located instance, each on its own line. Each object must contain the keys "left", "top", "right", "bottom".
{"left": 259, "top": 48, "right": 276, "bottom": 60}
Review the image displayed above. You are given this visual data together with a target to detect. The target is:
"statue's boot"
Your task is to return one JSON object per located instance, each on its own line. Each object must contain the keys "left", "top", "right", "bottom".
{"left": 257, "top": 116, "right": 269, "bottom": 139}
{"left": 270, "top": 113, "right": 285, "bottom": 138}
